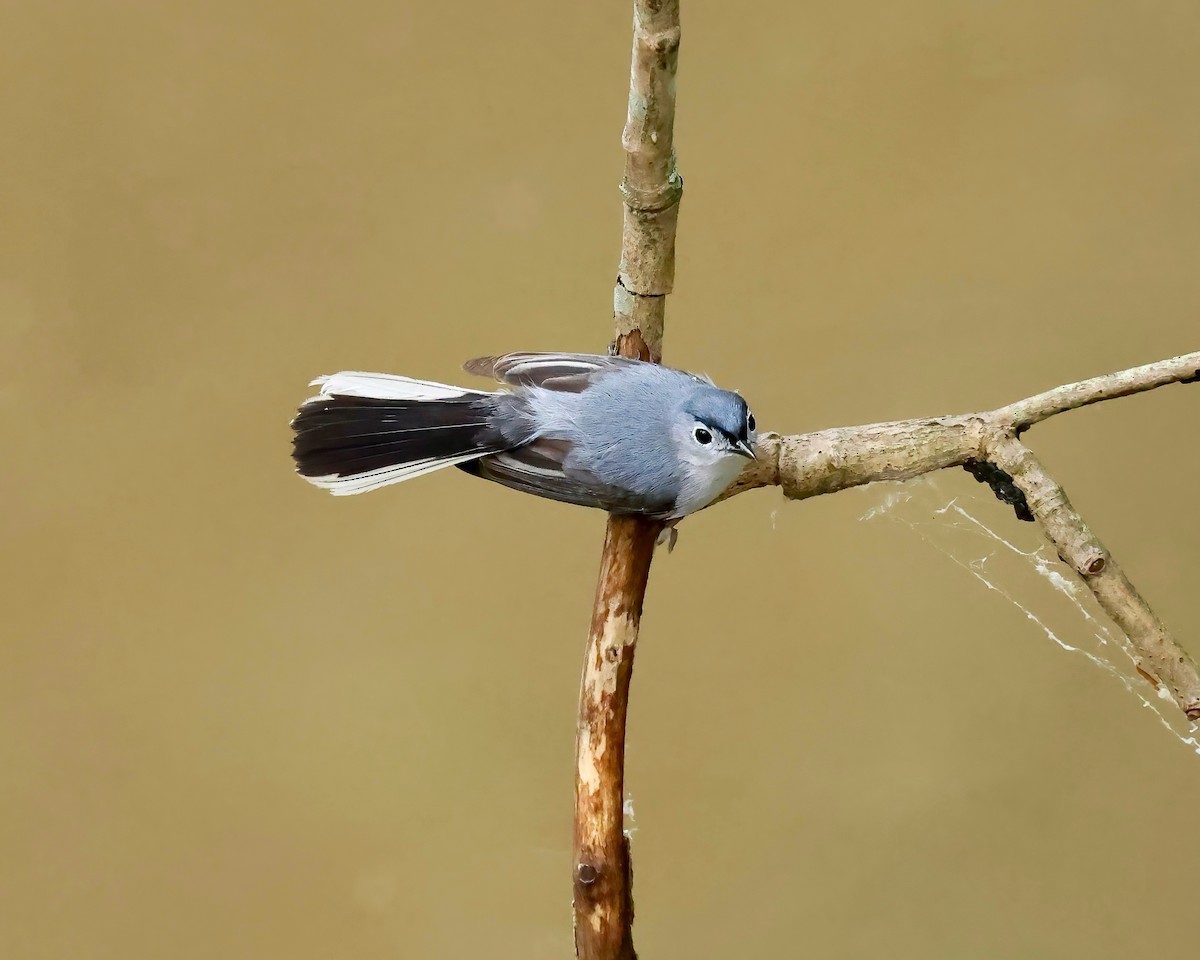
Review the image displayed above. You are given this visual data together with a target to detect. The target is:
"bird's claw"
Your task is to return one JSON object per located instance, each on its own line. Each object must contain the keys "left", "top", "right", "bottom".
{"left": 656, "top": 525, "right": 679, "bottom": 553}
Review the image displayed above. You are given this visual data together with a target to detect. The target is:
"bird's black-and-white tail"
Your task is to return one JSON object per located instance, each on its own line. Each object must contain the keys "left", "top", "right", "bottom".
{"left": 291, "top": 372, "right": 506, "bottom": 495}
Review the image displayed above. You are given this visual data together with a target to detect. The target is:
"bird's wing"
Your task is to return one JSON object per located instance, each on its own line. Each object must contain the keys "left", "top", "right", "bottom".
{"left": 462, "top": 352, "right": 640, "bottom": 393}
{"left": 457, "top": 438, "right": 672, "bottom": 517}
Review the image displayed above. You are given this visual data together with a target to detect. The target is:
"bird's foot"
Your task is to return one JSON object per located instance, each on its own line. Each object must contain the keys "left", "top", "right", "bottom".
{"left": 656, "top": 523, "right": 680, "bottom": 553}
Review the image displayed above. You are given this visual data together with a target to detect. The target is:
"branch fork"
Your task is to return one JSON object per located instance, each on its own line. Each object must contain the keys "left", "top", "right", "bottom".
{"left": 717, "top": 352, "right": 1200, "bottom": 719}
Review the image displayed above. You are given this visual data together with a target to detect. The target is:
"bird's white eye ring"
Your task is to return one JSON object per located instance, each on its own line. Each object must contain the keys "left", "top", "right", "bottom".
{"left": 694, "top": 427, "right": 712, "bottom": 445}
{"left": 747, "top": 412, "right": 756, "bottom": 433}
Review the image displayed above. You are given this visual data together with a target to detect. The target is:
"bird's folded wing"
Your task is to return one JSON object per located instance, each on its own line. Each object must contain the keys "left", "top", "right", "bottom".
{"left": 462, "top": 352, "right": 639, "bottom": 393}
{"left": 457, "top": 438, "right": 671, "bottom": 516}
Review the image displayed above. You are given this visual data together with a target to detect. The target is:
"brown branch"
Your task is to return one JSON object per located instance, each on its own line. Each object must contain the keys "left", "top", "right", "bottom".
{"left": 717, "top": 350, "right": 1200, "bottom": 720}
{"left": 573, "top": 2, "right": 681, "bottom": 959}
{"left": 573, "top": 516, "right": 659, "bottom": 960}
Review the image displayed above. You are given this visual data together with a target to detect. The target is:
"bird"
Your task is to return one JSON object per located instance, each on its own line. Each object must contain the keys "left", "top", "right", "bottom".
{"left": 290, "top": 351, "right": 757, "bottom": 527}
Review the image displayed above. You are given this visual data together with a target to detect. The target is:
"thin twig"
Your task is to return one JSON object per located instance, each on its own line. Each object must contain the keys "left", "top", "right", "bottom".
{"left": 995, "top": 352, "right": 1200, "bottom": 429}
{"left": 573, "top": 3, "right": 682, "bottom": 959}
{"left": 716, "top": 351, "right": 1200, "bottom": 719}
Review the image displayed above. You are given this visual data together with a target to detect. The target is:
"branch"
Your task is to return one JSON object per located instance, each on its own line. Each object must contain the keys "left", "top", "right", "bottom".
{"left": 987, "top": 435, "right": 1197, "bottom": 715}
{"left": 574, "top": 3, "right": 681, "bottom": 959}
{"left": 719, "top": 351, "right": 1200, "bottom": 720}
{"left": 570, "top": 4, "right": 1198, "bottom": 952}
{"left": 995, "top": 352, "right": 1200, "bottom": 429}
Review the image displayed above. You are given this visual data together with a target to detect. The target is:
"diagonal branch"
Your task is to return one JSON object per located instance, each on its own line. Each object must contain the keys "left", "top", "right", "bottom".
{"left": 995, "top": 352, "right": 1200, "bottom": 429}
{"left": 573, "top": 3, "right": 681, "bottom": 959}
{"left": 717, "top": 351, "right": 1200, "bottom": 720}
{"left": 986, "top": 435, "right": 1197, "bottom": 715}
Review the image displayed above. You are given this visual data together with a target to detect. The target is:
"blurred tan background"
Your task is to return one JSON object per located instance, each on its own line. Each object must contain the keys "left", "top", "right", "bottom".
{"left": 2, "top": 1, "right": 1198, "bottom": 957}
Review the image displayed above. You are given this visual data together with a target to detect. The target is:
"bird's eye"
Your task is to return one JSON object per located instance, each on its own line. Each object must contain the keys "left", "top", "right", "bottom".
{"left": 694, "top": 427, "right": 712, "bottom": 445}
{"left": 747, "top": 413, "right": 756, "bottom": 433}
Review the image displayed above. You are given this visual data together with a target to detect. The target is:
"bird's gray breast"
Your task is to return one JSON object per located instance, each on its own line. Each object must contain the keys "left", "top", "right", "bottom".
{"left": 521, "top": 366, "right": 688, "bottom": 515}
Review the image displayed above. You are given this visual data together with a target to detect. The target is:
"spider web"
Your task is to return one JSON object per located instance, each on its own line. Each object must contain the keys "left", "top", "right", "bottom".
{"left": 855, "top": 475, "right": 1200, "bottom": 755}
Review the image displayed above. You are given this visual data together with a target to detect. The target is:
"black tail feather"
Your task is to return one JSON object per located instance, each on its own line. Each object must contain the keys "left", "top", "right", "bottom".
{"left": 291, "top": 395, "right": 502, "bottom": 479}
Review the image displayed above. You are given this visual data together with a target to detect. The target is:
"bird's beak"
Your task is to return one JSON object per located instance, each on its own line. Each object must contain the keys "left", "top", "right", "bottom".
{"left": 734, "top": 440, "right": 757, "bottom": 460}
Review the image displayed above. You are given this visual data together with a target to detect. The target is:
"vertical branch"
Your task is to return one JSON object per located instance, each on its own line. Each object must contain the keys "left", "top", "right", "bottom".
{"left": 573, "top": 516, "right": 660, "bottom": 959}
{"left": 613, "top": 0, "right": 683, "bottom": 364}
{"left": 573, "top": 3, "right": 682, "bottom": 958}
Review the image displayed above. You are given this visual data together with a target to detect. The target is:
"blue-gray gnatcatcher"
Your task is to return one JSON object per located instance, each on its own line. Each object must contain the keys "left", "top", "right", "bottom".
{"left": 291, "top": 352, "right": 757, "bottom": 521}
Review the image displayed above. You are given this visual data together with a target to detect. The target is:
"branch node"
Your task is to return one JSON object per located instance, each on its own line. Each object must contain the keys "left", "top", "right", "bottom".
{"left": 637, "top": 24, "right": 681, "bottom": 57}
{"left": 620, "top": 174, "right": 684, "bottom": 215}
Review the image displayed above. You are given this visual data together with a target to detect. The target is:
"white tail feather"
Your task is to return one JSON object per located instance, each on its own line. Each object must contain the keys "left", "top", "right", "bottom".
{"left": 307, "top": 371, "right": 487, "bottom": 404}
{"left": 306, "top": 452, "right": 487, "bottom": 496}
